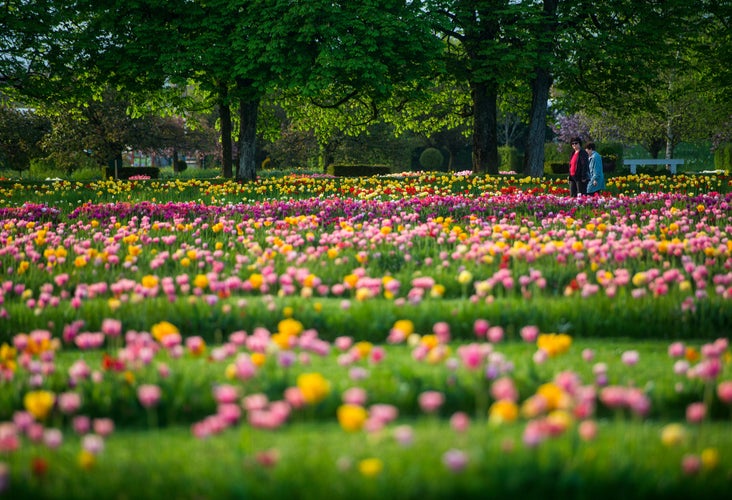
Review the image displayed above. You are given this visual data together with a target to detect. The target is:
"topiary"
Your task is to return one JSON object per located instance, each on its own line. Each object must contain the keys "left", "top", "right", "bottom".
{"left": 419, "top": 147, "right": 444, "bottom": 171}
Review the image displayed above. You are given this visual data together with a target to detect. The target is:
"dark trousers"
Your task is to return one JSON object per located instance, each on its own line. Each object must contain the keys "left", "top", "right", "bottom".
{"left": 569, "top": 176, "right": 587, "bottom": 197}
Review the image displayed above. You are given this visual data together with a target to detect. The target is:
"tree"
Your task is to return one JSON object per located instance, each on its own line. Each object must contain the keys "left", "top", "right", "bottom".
{"left": 40, "top": 87, "right": 217, "bottom": 173}
{"left": 426, "top": 1, "right": 531, "bottom": 174}
{"left": 552, "top": 0, "right": 721, "bottom": 159}
{"left": 65, "top": 0, "right": 442, "bottom": 181}
{"left": 522, "top": 0, "right": 559, "bottom": 178}
{"left": 0, "top": 1, "right": 82, "bottom": 101}
{"left": 0, "top": 104, "right": 50, "bottom": 174}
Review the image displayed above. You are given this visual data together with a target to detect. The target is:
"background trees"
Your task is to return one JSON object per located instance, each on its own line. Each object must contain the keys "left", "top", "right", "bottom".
{"left": 0, "top": 104, "right": 49, "bottom": 174}
{"left": 0, "top": 0, "right": 728, "bottom": 178}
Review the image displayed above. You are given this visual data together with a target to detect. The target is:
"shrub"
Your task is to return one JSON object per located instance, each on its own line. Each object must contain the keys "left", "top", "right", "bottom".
{"left": 29, "top": 158, "right": 65, "bottom": 180}
{"left": 597, "top": 142, "right": 623, "bottom": 172}
{"left": 419, "top": 148, "right": 444, "bottom": 171}
{"left": 497, "top": 146, "right": 523, "bottom": 172}
{"left": 327, "top": 164, "right": 392, "bottom": 177}
{"left": 714, "top": 143, "right": 731, "bottom": 172}
{"left": 105, "top": 167, "right": 160, "bottom": 180}
{"left": 543, "top": 142, "right": 571, "bottom": 175}
{"left": 70, "top": 165, "right": 104, "bottom": 182}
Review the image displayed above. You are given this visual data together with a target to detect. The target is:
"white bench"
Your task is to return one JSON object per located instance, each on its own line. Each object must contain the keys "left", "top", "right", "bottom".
{"left": 624, "top": 158, "right": 684, "bottom": 174}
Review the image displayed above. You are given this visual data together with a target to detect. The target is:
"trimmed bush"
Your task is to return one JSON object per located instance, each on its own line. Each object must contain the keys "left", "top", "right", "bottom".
{"left": 419, "top": 147, "right": 444, "bottom": 171}
{"left": 497, "top": 146, "right": 523, "bottom": 172}
{"left": 327, "top": 164, "right": 392, "bottom": 177}
{"left": 543, "top": 142, "right": 572, "bottom": 174}
{"left": 105, "top": 167, "right": 161, "bottom": 179}
{"left": 598, "top": 142, "right": 623, "bottom": 173}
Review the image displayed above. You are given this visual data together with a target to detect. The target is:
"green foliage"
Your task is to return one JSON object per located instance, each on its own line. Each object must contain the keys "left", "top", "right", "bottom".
{"left": 419, "top": 147, "right": 444, "bottom": 171}
{"left": 624, "top": 142, "right": 715, "bottom": 172}
{"left": 70, "top": 165, "right": 105, "bottom": 182}
{"left": 28, "top": 158, "right": 65, "bottom": 180}
{"left": 0, "top": 107, "right": 50, "bottom": 172}
{"left": 543, "top": 142, "right": 571, "bottom": 174}
{"left": 597, "top": 142, "right": 623, "bottom": 172}
{"left": 713, "top": 143, "right": 731, "bottom": 172}
{"left": 158, "top": 166, "right": 223, "bottom": 180}
{"left": 497, "top": 146, "right": 522, "bottom": 172}
{"left": 327, "top": 164, "right": 392, "bottom": 177}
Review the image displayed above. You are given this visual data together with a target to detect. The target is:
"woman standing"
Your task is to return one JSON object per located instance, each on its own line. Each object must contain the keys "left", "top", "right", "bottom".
{"left": 585, "top": 142, "right": 605, "bottom": 196}
{"left": 568, "top": 137, "right": 589, "bottom": 197}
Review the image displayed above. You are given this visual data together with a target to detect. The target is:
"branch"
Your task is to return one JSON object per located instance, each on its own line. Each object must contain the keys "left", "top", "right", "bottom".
{"left": 309, "top": 88, "right": 361, "bottom": 109}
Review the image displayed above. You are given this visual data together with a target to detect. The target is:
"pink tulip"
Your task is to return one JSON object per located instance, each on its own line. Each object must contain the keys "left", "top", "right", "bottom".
{"left": 369, "top": 404, "right": 398, "bottom": 424}
{"left": 369, "top": 346, "right": 385, "bottom": 364}
{"left": 457, "top": 344, "right": 483, "bottom": 370}
{"left": 522, "top": 420, "right": 546, "bottom": 448}
{"left": 58, "top": 392, "right": 82, "bottom": 414}
{"left": 418, "top": 391, "right": 445, "bottom": 414}
{"left": 686, "top": 402, "right": 706, "bottom": 424}
{"left": 334, "top": 336, "right": 353, "bottom": 351}
{"left": 682, "top": 454, "right": 701, "bottom": 476}
{"left": 137, "top": 384, "right": 162, "bottom": 408}
{"left": 393, "top": 425, "right": 414, "bottom": 447}
{"left": 599, "top": 386, "right": 627, "bottom": 409}
{"left": 343, "top": 387, "right": 368, "bottom": 406}
{"left": 621, "top": 350, "right": 639, "bottom": 366}
{"left": 491, "top": 377, "right": 518, "bottom": 402}
{"left": 101, "top": 318, "right": 122, "bottom": 337}
{"left": 520, "top": 325, "right": 539, "bottom": 343}
{"left": 284, "top": 387, "right": 306, "bottom": 409}
{"left": 82, "top": 434, "right": 105, "bottom": 454}
{"left": 717, "top": 380, "right": 732, "bottom": 404}
{"left": 43, "top": 428, "right": 63, "bottom": 449}
{"left": 93, "top": 418, "right": 115, "bottom": 437}
{"left": 243, "top": 393, "right": 269, "bottom": 412}
{"left": 433, "top": 322, "right": 451, "bottom": 343}
{"left": 578, "top": 420, "right": 597, "bottom": 441}
{"left": 473, "top": 319, "right": 489, "bottom": 338}
{"left": 217, "top": 403, "right": 241, "bottom": 424}
{"left": 72, "top": 415, "right": 91, "bottom": 435}
{"left": 442, "top": 449, "right": 468, "bottom": 472}
{"left": 449, "top": 412, "right": 470, "bottom": 433}
{"left": 213, "top": 384, "right": 239, "bottom": 405}
{"left": 487, "top": 326, "right": 504, "bottom": 343}
{"left": 26, "top": 423, "right": 44, "bottom": 443}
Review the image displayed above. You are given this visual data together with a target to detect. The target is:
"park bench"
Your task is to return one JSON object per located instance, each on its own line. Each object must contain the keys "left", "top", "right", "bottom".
{"left": 623, "top": 158, "right": 684, "bottom": 174}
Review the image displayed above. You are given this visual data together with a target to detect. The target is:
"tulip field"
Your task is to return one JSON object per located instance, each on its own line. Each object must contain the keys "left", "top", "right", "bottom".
{"left": 1, "top": 171, "right": 732, "bottom": 499}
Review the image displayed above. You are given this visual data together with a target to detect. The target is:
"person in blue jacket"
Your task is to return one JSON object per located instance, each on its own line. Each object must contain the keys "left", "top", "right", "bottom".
{"left": 585, "top": 142, "right": 605, "bottom": 196}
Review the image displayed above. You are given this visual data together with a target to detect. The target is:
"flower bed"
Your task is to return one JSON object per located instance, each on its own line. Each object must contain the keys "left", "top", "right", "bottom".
{"left": 1, "top": 172, "right": 731, "bottom": 498}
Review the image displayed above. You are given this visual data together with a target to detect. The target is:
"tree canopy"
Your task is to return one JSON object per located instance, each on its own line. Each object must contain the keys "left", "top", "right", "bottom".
{"left": 1, "top": 0, "right": 728, "bottom": 177}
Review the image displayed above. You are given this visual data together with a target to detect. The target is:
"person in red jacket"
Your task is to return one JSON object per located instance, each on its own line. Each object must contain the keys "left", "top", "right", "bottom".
{"left": 568, "top": 137, "right": 589, "bottom": 197}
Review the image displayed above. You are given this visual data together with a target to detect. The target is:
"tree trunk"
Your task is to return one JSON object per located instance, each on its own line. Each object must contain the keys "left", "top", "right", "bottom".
{"left": 523, "top": 0, "right": 558, "bottom": 178}
{"left": 524, "top": 67, "right": 552, "bottom": 177}
{"left": 172, "top": 150, "right": 180, "bottom": 172}
{"left": 318, "top": 141, "right": 336, "bottom": 172}
{"left": 648, "top": 138, "right": 664, "bottom": 158}
{"left": 237, "top": 97, "right": 259, "bottom": 181}
{"left": 471, "top": 80, "right": 499, "bottom": 174}
{"left": 218, "top": 86, "right": 233, "bottom": 178}
{"left": 665, "top": 117, "right": 674, "bottom": 159}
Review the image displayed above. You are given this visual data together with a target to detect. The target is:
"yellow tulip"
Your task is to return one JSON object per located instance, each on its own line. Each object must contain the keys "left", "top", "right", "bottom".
{"left": 337, "top": 404, "right": 368, "bottom": 432}
{"left": 24, "top": 390, "right": 55, "bottom": 420}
